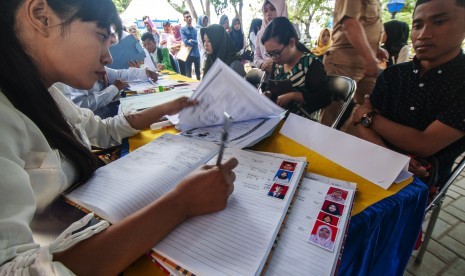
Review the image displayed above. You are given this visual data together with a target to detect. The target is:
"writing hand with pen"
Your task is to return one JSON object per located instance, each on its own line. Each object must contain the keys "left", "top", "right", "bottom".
{"left": 145, "top": 68, "right": 158, "bottom": 82}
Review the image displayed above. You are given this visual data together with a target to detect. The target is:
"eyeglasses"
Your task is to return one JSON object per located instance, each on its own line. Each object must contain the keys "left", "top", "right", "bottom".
{"left": 265, "top": 45, "right": 286, "bottom": 59}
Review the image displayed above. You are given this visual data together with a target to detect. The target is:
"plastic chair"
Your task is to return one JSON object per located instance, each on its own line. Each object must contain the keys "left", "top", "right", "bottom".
{"left": 327, "top": 75, "right": 357, "bottom": 129}
{"left": 415, "top": 155, "right": 465, "bottom": 264}
{"left": 245, "top": 68, "right": 265, "bottom": 90}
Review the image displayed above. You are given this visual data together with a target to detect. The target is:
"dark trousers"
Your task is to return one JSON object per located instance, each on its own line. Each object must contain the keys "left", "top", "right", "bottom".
{"left": 178, "top": 59, "right": 186, "bottom": 76}
{"left": 185, "top": 55, "right": 201, "bottom": 80}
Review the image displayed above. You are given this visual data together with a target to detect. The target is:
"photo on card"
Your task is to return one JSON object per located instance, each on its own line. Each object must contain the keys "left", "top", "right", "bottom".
{"left": 280, "top": 161, "right": 297, "bottom": 172}
{"left": 307, "top": 220, "right": 338, "bottom": 252}
{"left": 321, "top": 200, "right": 345, "bottom": 217}
{"left": 324, "top": 187, "right": 348, "bottom": 204}
{"left": 267, "top": 183, "right": 289, "bottom": 200}
{"left": 273, "top": 169, "right": 293, "bottom": 184}
{"left": 317, "top": 211, "right": 340, "bottom": 226}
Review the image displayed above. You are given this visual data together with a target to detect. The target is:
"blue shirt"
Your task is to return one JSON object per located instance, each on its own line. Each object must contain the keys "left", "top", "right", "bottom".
{"left": 181, "top": 26, "right": 200, "bottom": 57}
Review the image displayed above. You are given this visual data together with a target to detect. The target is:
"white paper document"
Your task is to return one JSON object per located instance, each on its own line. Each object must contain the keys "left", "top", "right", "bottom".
{"left": 179, "top": 116, "right": 283, "bottom": 148}
{"left": 177, "top": 59, "right": 284, "bottom": 130}
{"left": 119, "top": 87, "right": 193, "bottom": 113}
{"left": 280, "top": 114, "right": 412, "bottom": 189}
{"left": 66, "top": 134, "right": 219, "bottom": 224}
{"left": 127, "top": 79, "right": 157, "bottom": 92}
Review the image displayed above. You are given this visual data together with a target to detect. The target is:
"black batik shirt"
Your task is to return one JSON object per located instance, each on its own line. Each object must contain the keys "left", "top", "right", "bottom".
{"left": 371, "top": 52, "right": 465, "bottom": 186}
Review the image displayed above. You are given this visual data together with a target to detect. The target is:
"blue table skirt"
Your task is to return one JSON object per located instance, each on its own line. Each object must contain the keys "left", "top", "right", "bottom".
{"left": 338, "top": 177, "right": 428, "bottom": 275}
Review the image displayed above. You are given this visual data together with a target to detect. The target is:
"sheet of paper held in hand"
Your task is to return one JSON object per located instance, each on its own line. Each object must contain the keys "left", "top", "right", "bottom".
{"left": 280, "top": 113, "right": 412, "bottom": 189}
{"left": 177, "top": 59, "right": 284, "bottom": 131}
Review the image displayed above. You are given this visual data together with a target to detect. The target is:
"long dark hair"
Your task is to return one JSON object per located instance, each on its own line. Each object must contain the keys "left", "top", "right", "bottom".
{"left": 261, "top": 17, "right": 309, "bottom": 53}
{"left": 248, "top": 18, "right": 262, "bottom": 45}
{"left": 0, "top": 0, "right": 122, "bottom": 190}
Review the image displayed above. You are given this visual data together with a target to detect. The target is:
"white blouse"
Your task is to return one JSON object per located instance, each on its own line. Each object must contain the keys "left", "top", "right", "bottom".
{"left": 0, "top": 86, "right": 139, "bottom": 275}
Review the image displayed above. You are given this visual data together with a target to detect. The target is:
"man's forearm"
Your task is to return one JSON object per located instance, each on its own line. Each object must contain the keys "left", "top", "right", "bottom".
{"left": 342, "top": 17, "right": 377, "bottom": 64}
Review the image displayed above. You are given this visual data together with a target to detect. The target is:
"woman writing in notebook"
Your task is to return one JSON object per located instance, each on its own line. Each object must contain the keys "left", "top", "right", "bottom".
{"left": 261, "top": 17, "right": 331, "bottom": 120}
{"left": 0, "top": 0, "right": 237, "bottom": 275}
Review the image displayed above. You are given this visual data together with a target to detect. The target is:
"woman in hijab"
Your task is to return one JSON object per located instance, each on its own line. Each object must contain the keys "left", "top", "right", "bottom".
{"left": 309, "top": 225, "right": 334, "bottom": 249}
{"left": 170, "top": 24, "right": 186, "bottom": 75}
{"left": 249, "top": 18, "right": 263, "bottom": 52}
{"left": 219, "top": 15, "right": 230, "bottom": 33}
{"left": 201, "top": 24, "right": 245, "bottom": 76}
{"left": 197, "top": 15, "right": 210, "bottom": 72}
{"left": 311, "top": 28, "right": 332, "bottom": 61}
{"left": 254, "top": 0, "right": 289, "bottom": 74}
{"left": 229, "top": 17, "right": 246, "bottom": 52}
{"left": 382, "top": 20, "right": 410, "bottom": 66}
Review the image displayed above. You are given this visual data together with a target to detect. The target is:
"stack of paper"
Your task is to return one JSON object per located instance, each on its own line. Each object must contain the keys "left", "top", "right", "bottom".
{"left": 177, "top": 59, "right": 284, "bottom": 131}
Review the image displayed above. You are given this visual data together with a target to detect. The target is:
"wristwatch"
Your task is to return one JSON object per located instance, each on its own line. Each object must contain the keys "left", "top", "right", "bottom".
{"left": 360, "top": 111, "right": 378, "bottom": 127}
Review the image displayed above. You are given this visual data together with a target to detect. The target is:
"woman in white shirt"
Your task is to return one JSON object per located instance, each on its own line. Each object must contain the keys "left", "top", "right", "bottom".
{"left": 0, "top": 0, "right": 237, "bottom": 275}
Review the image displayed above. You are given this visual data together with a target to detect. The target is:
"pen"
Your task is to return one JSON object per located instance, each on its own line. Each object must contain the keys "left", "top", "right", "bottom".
{"left": 216, "top": 112, "right": 234, "bottom": 166}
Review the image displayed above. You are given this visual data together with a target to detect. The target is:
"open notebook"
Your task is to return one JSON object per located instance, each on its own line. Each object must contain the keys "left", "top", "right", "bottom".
{"left": 65, "top": 134, "right": 308, "bottom": 275}
{"left": 150, "top": 172, "right": 356, "bottom": 276}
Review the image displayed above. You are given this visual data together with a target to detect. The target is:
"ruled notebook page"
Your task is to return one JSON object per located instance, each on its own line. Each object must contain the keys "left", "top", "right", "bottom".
{"left": 153, "top": 148, "right": 306, "bottom": 276}
{"left": 266, "top": 176, "right": 356, "bottom": 276}
{"left": 66, "top": 134, "right": 218, "bottom": 224}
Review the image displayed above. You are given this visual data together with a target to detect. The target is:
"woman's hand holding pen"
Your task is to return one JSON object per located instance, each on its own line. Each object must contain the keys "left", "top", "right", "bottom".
{"left": 172, "top": 158, "right": 238, "bottom": 218}
{"left": 145, "top": 68, "right": 158, "bottom": 82}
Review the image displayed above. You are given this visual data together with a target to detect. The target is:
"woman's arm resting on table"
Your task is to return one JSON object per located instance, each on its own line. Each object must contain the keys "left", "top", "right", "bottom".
{"left": 54, "top": 158, "right": 238, "bottom": 275}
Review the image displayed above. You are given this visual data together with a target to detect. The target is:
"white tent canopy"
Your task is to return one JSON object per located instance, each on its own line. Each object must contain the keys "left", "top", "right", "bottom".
{"left": 119, "top": 0, "right": 182, "bottom": 27}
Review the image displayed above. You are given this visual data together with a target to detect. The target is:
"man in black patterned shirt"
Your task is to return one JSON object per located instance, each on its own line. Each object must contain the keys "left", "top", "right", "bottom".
{"left": 351, "top": 0, "right": 465, "bottom": 187}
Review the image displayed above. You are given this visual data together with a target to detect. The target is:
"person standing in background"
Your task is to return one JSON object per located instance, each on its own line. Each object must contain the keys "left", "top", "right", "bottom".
{"left": 219, "top": 15, "right": 230, "bottom": 33}
{"left": 320, "top": 0, "right": 388, "bottom": 127}
{"left": 197, "top": 15, "right": 209, "bottom": 73}
{"left": 142, "top": 15, "right": 160, "bottom": 46}
{"left": 382, "top": 20, "right": 410, "bottom": 67}
{"left": 249, "top": 18, "right": 263, "bottom": 53}
{"left": 229, "top": 17, "right": 246, "bottom": 52}
{"left": 171, "top": 24, "right": 186, "bottom": 76}
{"left": 160, "top": 21, "right": 172, "bottom": 48}
{"left": 254, "top": 0, "right": 290, "bottom": 76}
{"left": 311, "top": 28, "right": 333, "bottom": 62}
{"left": 181, "top": 11, "right": 201, "bottom": 80}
